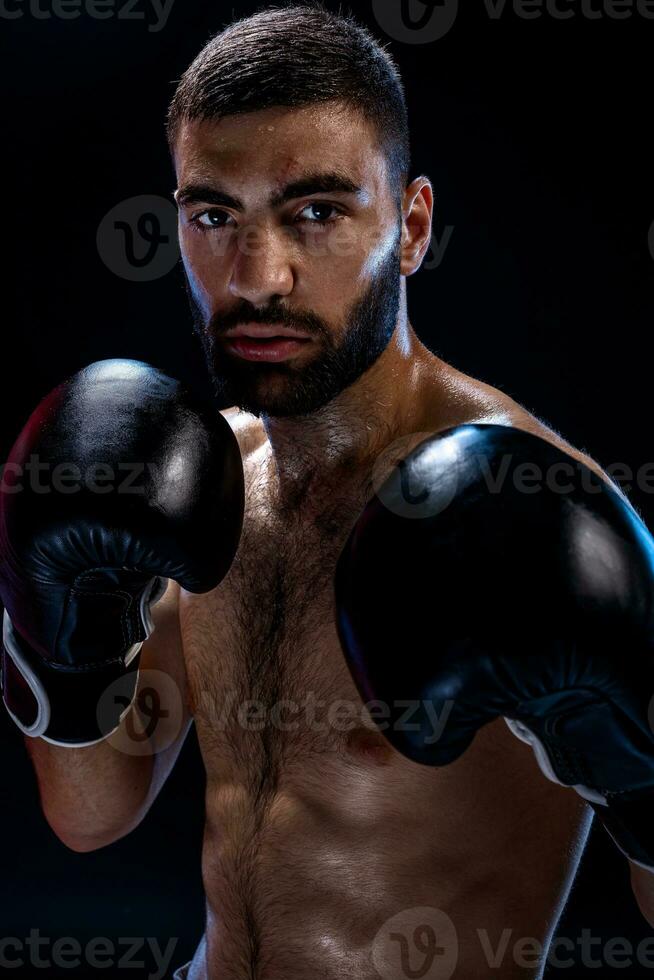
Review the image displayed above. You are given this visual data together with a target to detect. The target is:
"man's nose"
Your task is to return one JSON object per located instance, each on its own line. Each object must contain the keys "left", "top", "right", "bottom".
{"left": 228, "top": 223, "right": 295, "bottom": 305}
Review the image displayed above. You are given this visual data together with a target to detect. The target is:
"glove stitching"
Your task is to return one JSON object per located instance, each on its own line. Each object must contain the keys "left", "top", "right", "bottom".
{"left": 68, "top": 584, "right": 144, "bottom": 653}
{"left": 547, "top": 740, "right": 594, "bottom": 787}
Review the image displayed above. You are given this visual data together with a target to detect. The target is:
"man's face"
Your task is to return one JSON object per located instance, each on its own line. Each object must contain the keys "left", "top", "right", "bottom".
{"left": 173, "top": 102, "right": 403, "bottom": 417}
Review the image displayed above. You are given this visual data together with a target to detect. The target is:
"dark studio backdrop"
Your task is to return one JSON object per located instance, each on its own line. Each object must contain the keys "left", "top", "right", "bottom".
{"left": 1, "top": 0, "right": 653, "bottom": 976}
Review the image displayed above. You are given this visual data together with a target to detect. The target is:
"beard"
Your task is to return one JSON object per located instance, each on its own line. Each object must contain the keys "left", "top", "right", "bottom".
{"left": 185, "top": 234, "right": 402, "bottom": 418}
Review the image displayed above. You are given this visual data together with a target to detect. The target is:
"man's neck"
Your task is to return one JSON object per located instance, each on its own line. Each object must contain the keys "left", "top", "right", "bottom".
{"left": 261, "top": 323, "right": 440, "bottom": 508}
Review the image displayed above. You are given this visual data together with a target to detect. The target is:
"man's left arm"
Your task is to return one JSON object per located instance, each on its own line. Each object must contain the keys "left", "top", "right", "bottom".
{"left": 334, "top": 422, "right": 654, "bottom": 925}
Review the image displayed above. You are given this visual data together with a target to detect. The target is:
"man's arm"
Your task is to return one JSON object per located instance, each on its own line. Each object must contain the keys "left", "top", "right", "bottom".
{"left": 427, "top": 714, "right": 592, "bottom": 977}
{"left": 0, "top": 360, "right": 244, "bottom": 849}
{"left": 335, "top": 422, "right": 654, "bottom": 933}
{"left": 25, "top": 580, "right": 191, "bottom": 852}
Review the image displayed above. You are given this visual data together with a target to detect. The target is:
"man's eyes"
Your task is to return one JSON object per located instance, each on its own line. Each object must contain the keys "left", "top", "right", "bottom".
{"left": 295, "top": 202, "right": 342, "bottom": 225}
{"left": 193, "top": 208, "right": 233, "bottom": 229}
{"left": 189, "top": 201, "right": 343, "bottom": 230}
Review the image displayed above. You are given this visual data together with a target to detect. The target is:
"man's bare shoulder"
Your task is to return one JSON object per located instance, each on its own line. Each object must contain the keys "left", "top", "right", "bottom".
{"left": 425, "top": 361, "right": 606, "bottom": 481}
{"left": 485, "top": 401, "right": 608, "bottom": 483}
{"left": 220, "top": 406, "right": 267, "bottom": 458}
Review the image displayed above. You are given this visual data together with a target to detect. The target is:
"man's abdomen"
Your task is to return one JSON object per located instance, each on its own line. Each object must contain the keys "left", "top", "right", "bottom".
{"left": 196, "top": 723, "right": 589, "bottom": 980}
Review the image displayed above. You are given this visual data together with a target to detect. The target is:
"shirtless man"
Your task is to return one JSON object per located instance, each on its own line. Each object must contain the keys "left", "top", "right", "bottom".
{"left": 3, "top": 6, "right": 654, "bottom": 979}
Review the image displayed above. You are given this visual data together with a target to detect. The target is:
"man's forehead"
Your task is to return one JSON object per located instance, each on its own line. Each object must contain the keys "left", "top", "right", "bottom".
{"left": 174, "top": 104, "right": 384, "bottom": 190}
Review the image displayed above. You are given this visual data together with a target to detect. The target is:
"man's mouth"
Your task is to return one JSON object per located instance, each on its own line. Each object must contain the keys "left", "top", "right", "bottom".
{"left": 223, "top": 324, "right": 312, "bottom": 362}
{"left": 225, "top": 323, "right": 311, "bottom": 340}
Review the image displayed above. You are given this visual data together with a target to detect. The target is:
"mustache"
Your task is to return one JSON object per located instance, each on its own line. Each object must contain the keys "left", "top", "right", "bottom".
{"left": 208, "top": 302, "right": 328, "bottom": 339}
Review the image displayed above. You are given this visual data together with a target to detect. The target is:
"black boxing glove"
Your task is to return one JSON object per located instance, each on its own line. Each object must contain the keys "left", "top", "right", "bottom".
{"left": 335, "top": 424, "right": 654, "bottom": 870}
{"left": 0, "top": 359, "right": 244, "bottom": 746}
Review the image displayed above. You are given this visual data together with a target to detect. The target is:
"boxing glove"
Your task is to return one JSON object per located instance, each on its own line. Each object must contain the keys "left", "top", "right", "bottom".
{"left": 0, "top": 359, "right": 244, "bottom": 746}
{"left": 335, "top": 424, "right": 654, "bottom": 869}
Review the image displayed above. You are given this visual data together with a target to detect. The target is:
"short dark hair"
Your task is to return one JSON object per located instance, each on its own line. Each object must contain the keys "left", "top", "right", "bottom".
{"left": 166, "top": 2, "right": 411, "bottom": 203}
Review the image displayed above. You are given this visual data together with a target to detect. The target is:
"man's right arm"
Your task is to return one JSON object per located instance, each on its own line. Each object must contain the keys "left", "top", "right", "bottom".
{"left": 0, "top": 361, "right": 244, "bottom": 851}
{"left": 24, "top": 580, "right": 191, "bottom": 852}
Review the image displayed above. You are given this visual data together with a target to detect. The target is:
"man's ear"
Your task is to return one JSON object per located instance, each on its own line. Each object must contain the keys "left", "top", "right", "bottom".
{"left": 400, "top": 176, "right": 434, "bottom": 276}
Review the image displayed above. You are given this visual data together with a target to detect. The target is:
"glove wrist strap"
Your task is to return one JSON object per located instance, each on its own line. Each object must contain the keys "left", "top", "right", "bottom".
{"left": 1, "top": 611, "right": 142, "bottom": 747}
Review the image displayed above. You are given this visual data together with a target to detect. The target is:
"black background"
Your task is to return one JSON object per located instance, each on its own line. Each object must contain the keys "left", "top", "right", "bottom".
{"left": 1, "top": 0, "right": 653, "bottom": 976}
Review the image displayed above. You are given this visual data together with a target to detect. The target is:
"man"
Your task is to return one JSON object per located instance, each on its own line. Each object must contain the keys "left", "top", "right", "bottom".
{"left": 3, "top": 5, "right": 654, "bottom": 979}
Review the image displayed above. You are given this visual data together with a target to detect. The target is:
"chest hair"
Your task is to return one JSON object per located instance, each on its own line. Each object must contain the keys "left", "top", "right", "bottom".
{"left": 188, "top": 465, "right": 372, "bottom": 806}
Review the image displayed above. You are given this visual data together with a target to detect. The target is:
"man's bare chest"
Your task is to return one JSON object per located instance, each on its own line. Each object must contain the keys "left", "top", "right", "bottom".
{"left": 179, "top": 476, "right": 383, "bottom": 782}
